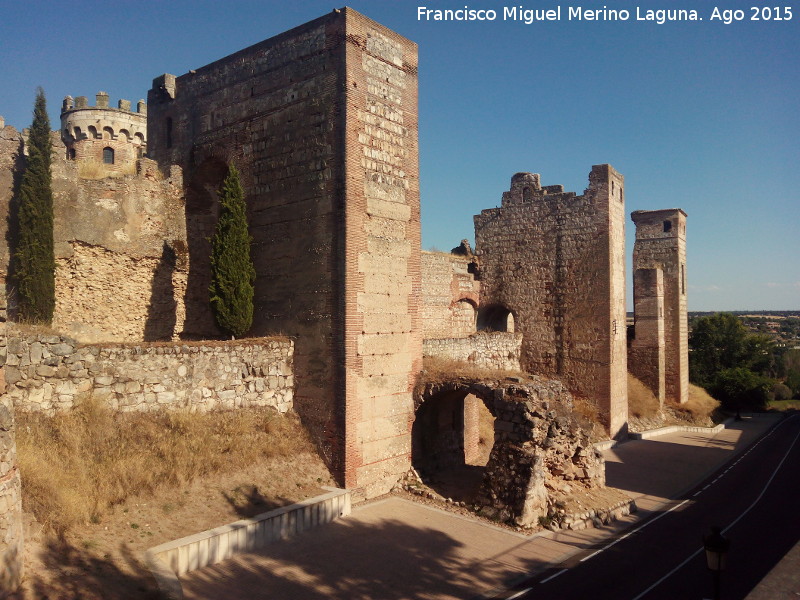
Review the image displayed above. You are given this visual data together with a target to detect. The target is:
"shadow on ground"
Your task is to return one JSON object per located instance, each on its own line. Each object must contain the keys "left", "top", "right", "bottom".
{"left": 181, "top": 516, "right": 543, "bottom": 600}
{"left": 10, "top": 537, "right": 161, "bottom": 600}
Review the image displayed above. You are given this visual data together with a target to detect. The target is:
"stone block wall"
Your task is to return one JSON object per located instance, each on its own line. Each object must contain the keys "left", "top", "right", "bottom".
{"left": 0, "top": 126, "right": 187, "bottom": 342}
{"left": 422, "top": 332, "right": 522, "bottom": 371}
{"left": 0, "top": 331, "right": 294, "bottom": 414}
{"left": 147, "top": 8, "right": 421, "bottom": 497}
{"left": 420, "top": 251, "right": 479, "bottom": 339}
{"left": 632, "top": 209, "right": 688, "bottom": 404}
{"left": 0, "top": 350, "right": 23, "bottom": 593}
{"left": 629, "top": 267, "right": 666, "bottom": 404}
{"left": 474, "top": 167, "right": 628, "bottom": 438}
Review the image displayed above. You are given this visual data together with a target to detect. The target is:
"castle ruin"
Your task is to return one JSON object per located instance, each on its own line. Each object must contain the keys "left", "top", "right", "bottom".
{"left": 0, "top": 7, "right": 688, "bottom": 587}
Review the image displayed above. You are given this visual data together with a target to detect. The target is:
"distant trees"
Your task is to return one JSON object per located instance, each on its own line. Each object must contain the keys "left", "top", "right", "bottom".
{"left": 209, "top": 163, "right": 255, "bottom": 339}
{"left": 689, "top": 313, "right": 776, "bottom": 410}
{"left": 14, "top": 88, "right": 56, "bottom": 323}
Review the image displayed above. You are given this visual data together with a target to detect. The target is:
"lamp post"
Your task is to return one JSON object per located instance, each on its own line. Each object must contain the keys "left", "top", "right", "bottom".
{"left": 703, "top": 526, "right": 730, "bottom": 600}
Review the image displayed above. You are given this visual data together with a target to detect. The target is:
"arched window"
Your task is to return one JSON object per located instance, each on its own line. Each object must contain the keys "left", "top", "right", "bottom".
{"left": 103, "top": 147, "right": 115, "bottom": 164}
{"left": 67, "top": 147, "right": 76, "bottom": 160}
{"left": 103, "top": 126, "right": 114, "bottom": 140}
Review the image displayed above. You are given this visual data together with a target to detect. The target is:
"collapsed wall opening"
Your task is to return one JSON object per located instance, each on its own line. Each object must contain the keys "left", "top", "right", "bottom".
{"left": 477, "top": 303, "right": 514, "bottom": 333}
{"left": 412, "top": 388, "right": 496, "bottom": 503}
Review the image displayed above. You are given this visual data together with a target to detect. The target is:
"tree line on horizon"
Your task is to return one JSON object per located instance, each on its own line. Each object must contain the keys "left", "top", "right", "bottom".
{"left": 689, "top": 312, "right": 800, "bottom": 410}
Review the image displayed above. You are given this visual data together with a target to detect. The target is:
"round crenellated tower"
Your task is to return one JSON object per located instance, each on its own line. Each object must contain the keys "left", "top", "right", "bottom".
{"left": 60, "top": 92, "right": 147, "bottom": 175}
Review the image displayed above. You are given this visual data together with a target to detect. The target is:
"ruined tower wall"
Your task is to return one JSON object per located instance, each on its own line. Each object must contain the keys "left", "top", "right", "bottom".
{"left": 0, "top": 127, "right": 186, "bottom": 342}
{"left": 474, "top": 166, "right": 628, "bottom": 438}
{"left": 60, "top": 92, "right": 147, "bottom": 176}
{"left": 51, "top": 157, "right": 187, "bottom": 343}
{"left": 420, "top": 251, "right": 479, "bottom": 339}
{"left": 632, "top": 209, "right": 688, "bottom": 404}
{"left": 629, "top": 267, "right": 666, "bottom": 404}
{"left": 0, "top": 326, "right": 23, "bottom": 593}
{"left": 147, "top": 9, "right": 420, "bottom": 497}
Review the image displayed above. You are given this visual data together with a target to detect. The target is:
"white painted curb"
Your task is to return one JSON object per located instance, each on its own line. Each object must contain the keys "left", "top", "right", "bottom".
{"left": 145, "top": 486, "right": 351, "bottom": 599}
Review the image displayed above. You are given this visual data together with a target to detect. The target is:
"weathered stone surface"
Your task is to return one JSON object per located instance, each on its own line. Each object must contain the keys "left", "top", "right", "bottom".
{"left": 474, "top": 168, "right": 628, "bottom": 438}
{"left": 414, "top": 376, "right": 604, "bottom": 527}
{"left": 423, "top": 332, "right": 522, "bottom": 371}
{"left": 4, "top": 328, "right": 294, "bottom": 414}
{"left": 631, "top": 209, "right": 688, "bottom": 405}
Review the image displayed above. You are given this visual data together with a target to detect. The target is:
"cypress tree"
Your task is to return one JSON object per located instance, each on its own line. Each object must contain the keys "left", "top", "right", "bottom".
{"left": 15, "top": 88, "right": 55, "bottom": 323}
{"left": 209, "top": 163, "right": 255, "bottom": 338}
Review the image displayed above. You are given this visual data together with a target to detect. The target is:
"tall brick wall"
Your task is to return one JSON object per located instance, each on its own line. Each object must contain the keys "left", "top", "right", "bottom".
{"left": 474, "top": 167, "right": 628, "bottom": 438}
{"left": 631, "top": 209, "right": 688, "bottom": 404}
{"left": 147, "top": 9, "right": 420, "bottom": 497}
{"left": 629, "top": 267, "right": 666, "bottom": 404}
{"left": 420, "top": 251, "right": 480, "bottom": 339}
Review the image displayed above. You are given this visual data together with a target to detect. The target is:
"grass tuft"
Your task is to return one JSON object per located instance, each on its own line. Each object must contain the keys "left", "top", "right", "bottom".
{"left": 627, "top": 374, "right": 661, "bottom": 419}
{"left": 17, "top": 398, "right": 314, "bottom": 537}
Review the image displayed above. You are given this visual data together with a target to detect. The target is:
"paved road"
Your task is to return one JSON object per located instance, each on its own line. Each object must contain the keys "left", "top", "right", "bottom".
{"left": 499, "top": 414, "right": 800, "bottom": 600}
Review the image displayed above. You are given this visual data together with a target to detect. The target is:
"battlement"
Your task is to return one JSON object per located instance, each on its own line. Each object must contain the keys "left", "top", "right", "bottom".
{"left": 60, "top": 92, "right": 147, "bottom": 173}
{"left": 499, "top": 164, "right": 623, "bottom": 208}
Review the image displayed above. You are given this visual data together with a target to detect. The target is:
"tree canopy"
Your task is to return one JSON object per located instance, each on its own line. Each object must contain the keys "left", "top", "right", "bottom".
{"left": 14, "top": 88, "right": 56, "bottom": 323}
{"left": 209, "top": 163, "right": 255, "bottom": 338}
{"left": 689, "top": 312, "right": 776, "bottom": 409}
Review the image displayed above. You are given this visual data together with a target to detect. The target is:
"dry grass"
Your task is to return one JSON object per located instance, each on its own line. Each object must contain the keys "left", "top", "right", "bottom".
{"left": 571, "top": 395, "right": 606, "bottom": 442}
{"left": 17, "top": 399, "right": 315, "bottom": 537}
{"left": 627, "top": 374, "right": 661, "bottom": 419}
{"left": 668, "top": 383, "right": 720, "bottom": 424}
{"left": 421, "top": 355, "right": 525, "bottom": 383}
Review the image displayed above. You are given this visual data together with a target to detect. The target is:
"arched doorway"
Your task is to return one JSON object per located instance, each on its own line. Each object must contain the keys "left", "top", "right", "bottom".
{"left": 412, "top": 387, "right": 496, "bottom": 503}
{"left": 477, "top": 304, "right": 514, "bottom": 332}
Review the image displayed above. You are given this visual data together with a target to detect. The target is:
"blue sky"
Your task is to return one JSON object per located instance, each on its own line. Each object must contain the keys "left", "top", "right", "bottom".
{"left": 1, "top": 0, "right": 797, "bottom": 310}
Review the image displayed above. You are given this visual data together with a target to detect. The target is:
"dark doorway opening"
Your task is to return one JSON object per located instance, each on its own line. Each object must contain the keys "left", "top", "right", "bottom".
{"left": 411, "top": 391, "right": 495, "bottom": 503}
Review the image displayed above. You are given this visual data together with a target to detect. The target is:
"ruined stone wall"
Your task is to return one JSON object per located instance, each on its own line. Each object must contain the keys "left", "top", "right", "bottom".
{"left": 51, "top": 157, "right": 187, "bottom": 343}
{"left": 0, "top": 331, "right": 293, "bottom": 414}
{"left": 0, "top": 326, "right": 23, "bottom": 593}
{"left": 632, "top": 209, "right": 688, "bottom": 404}
{"left": 422, "top": 332, "right": 522, "bottom": 371}
{"left": 474, "top": 167, "right": 628, "bottom": 438}
{"left": 0, "top": 126, "right": 23, "bottom": 314}
{"left": 629, "top": 267, "right": 665, "bottom": 404}
{"left": 0, "top": 127, "right": 187, "bottom": 342}
{"left": 156, "top": 9, "right": 421, "bottom": 496}
{"left": 420, "top": 251, "right": 479, "bottom": 339}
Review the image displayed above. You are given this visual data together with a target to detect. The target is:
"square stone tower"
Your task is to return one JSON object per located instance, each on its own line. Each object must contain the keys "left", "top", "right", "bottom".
{"left": 147, "top": 8, "right": 421, "bottom": 498}
{"left": 474, "top": 166, "right": 628, "bottom": 438}
{"left": 631, "top": 209, "right": 688, "bottom": 405}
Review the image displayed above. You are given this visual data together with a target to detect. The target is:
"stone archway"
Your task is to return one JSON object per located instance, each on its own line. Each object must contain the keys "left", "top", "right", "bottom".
{"left": 477, "top": 303, "right": 514, "bottom": 333}
{"left": 413, "top": 376, "right": 606, "bottom": 527}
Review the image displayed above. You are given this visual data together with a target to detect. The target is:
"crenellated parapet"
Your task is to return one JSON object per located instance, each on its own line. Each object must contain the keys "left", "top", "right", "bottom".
{"left": 60, "top": 92, "right": 147, "bottom": 175}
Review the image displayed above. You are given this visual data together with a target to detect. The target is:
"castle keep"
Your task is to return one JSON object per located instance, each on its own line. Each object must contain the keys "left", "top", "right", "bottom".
{"left": 0, "top": 9, "right": 689, "bottom": 582}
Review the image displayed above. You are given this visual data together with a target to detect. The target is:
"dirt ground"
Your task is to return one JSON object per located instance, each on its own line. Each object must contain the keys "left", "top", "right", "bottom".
{"left": 10, "top": 451, "right": 335, "bottom": 600}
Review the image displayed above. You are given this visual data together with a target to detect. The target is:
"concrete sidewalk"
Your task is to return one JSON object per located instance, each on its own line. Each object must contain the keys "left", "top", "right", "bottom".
{"left": 179, "top": 415, "right": 781, "bottom": 600}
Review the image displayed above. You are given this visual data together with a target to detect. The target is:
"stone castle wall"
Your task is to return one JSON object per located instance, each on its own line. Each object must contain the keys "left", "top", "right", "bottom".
{"left": 632, "top": 209, "right": 688, "bottom": 404}
{"left": 0, "top": 127, "right": 187, "bottom": 342}
{"left": 474, "top": 167, "right": 628, "bottom": 438}
{"left": 420, "top": 251, "right": 479, "bottom": 339}
{"left": 422, "top": 332, "right": 522, "bottom": 371}
{"left": 0, "top": 329, "right": 23, "bottom": 593}
{"left": 0, "top": 331, "right": 294, "bottom": 414}
{"left": 60, "top": 92, "right": 148, "bottom": 177}
{"left": 147, "top": 8, "right": 421, "bottom": 497}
